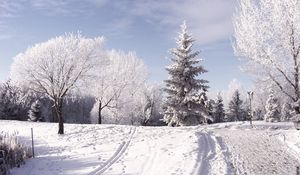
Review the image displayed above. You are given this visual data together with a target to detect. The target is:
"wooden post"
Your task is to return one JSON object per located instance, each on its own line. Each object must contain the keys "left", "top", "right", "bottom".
{"left": 31, "top": 128, "right": 35, "bottom": 158}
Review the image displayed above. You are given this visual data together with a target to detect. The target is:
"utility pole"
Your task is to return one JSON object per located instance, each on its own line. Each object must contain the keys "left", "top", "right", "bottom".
{"left": 31, "top": 128, "right": 35, "bottom": 158}
{"left": 248, "top": 91, "right": 254, "bottom": 127}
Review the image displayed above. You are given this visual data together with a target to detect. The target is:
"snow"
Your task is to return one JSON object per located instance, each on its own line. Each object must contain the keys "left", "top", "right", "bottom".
{"left": 0, "top": 120, "right": 299, "bottom": 175}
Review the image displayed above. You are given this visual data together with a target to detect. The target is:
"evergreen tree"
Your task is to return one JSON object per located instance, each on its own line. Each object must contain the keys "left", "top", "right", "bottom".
{"left": 163, "top": 21, "right": 209, "bottom": 126}
{"left": 281, "top": 102, "right": 293, "bottom": 121}
{"left": 212, "top": 93, "right": 225, "bottom": 123}
{"left": 227, "top": 90, "right": 245, "bottom": 122}
{"left": 206, "top": 99, "right": 215, "bottom": 123}
{"left": 28, "top": 100, "right": 42, "bottom": 122}
{"left": 264, "top": 90, "right": 280, "bottom": 122}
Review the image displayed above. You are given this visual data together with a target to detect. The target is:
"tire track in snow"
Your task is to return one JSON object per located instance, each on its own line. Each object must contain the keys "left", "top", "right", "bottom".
{"left": 192, "top": 130, "right": 234, "bottom": 175}
{"left": 88, "top": 127, "right": 137, "bottom": 175}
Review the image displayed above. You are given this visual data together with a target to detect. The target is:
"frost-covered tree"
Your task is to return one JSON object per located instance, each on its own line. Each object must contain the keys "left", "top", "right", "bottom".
{"left": 0, "top": 80, "right": 34, "bottom": 121}
{"left": 206, "top": 99, "right": 215, "bottom": 122}
{"left": 139, "top": 84, "right": 163, "bottom": 126}
{"left": 28, "top": 100, "right": 43, "bottom": 122}
{"left": 10, "top": 33, "right": 105, "bottom": 134}
{"left": 212, "top": 93, "right": 225, "bottom": 123}
{"left": 90, "top": 50, "right": 147, "bottom": 124}
{"left": 163, "top": 21, "right": 209, "bottom": 126}
{"left": 226, "top": 90, "right": 245, "bottom": 122}
{"left": 281, "top": 102, "right": 293, "bottom": 121}
{"left": 264, "top": 90, "right": 280, "bottom": 122}
{"left": 233, "top": 0, "right": 300, "bottom": 113}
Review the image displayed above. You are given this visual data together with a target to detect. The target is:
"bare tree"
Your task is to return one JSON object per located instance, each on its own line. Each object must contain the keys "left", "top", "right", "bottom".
{"left": 233, "top": 0, "right": 300, "bottom": 112}
{"left": 10, "top": 33, "right": 105, "bottom": 134}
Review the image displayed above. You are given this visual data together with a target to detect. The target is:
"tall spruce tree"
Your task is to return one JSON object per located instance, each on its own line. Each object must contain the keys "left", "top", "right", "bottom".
{"left": 213, "top": 93, "right": 225, "bottom": 123}
{"left": 163, "top": 21, "right": 209, "bottom": 126}
{"left": 227, "top": 90, "right": 245, "bottom": 122}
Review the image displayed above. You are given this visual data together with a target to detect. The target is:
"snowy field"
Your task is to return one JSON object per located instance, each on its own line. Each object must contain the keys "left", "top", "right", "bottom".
{"left": 0, "top": 120, "right": 299, "bottom": 175}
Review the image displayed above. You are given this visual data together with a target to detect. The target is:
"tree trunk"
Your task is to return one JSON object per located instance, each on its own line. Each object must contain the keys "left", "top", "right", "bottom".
{"left": 291, "top": 25, "right": 300, "bottom": 114}
{"left": 52, "top": 107, "right": 57, "bottom": 122}
{"left": 294, "top": 62, "right": 300, "bottom": 114}
{"left": 56, "top": 98, "right": 64, "bottom": 134}
{"left": 98, "top": 101, "right": 102, "bottom": 124}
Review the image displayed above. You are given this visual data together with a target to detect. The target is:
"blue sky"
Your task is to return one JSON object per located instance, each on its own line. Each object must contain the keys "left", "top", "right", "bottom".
{"left": 0, "top": 0, "right": 252, "bottom": 91}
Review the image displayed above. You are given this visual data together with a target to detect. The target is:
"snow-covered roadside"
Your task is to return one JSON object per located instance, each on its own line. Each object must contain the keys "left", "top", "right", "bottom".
{"left": 276, "top": 130, "right": 300, "bottom": 160}
{"left": 210, "top": 121, "right": 300, "bottom": 175}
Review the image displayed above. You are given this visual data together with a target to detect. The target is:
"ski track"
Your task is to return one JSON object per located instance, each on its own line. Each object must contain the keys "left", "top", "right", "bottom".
{"left": 88, "top": 127, "right": 137, "bottom": 175}
{"left": 193, "top": 129, "right": 234, "bottom": 175}
{"left": 138, "top": 134, "right": 158, "bottom": 175}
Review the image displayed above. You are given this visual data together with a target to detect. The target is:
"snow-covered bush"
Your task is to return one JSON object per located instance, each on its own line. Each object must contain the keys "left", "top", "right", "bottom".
{"left": 0, "top": 131, "right": 31, "bottom": 171}
{"left": 264, "top": 90, "right": 280, "bottom": 122}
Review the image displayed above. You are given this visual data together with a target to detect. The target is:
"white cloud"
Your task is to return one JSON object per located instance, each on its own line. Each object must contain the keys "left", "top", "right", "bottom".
{"left": 29, "top": 0, "right": 87, "bottom": 16}
{"left": 126, "top": 0, "right": 236, "bottom": 45}
{"left": 25, "top": 0, "right": 236, "bottom": 45}
{"left": 0, "top": 1, "right": 19, "bottom": 18}
{"left": 0, "top": 0, "right": 236, "bottom": 45}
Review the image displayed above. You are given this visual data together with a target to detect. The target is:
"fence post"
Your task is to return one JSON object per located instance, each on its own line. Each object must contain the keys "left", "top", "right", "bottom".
{"left": 31, "top": 128, "right": 35, "bottom": 158}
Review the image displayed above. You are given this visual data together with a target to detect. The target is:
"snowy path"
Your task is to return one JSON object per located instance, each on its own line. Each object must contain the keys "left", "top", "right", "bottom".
{"left": 214, "top": 128, "right": 300, "bottom": 175}
{"left": 193, "top": 130, "right": 234, "bottom": 175}
{"left": 0, "top": 120, "right": 299, "bottom": 175}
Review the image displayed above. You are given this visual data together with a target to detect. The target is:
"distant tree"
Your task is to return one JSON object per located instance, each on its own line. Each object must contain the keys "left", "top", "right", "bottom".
{"left": 212, "top": 93, "right": 225, "bottom": 123}
{"left": 264, "top": 90, "right": 280, "bottom": 122}
{"left": 139, "top": 84, "right": 164, "bottom": 126}
{"left": 205, "top": 99, "right": 215, "bottom": 123}
{"left": 10, "top": 33, "right": 105, "bottom": 134}
{"left": 0, "top": 80, "right": 34, "bottom": 121}
{"left": 281, "top": 102, "right": 293, "bottom": 121}
{"left": 90, "top": 50, "right": 147, "bottom": 124}
{"left": 163, "top": 21, "right": 209, "bottom": 126}
{"left": 28, "top": 100, "right": 43, "bottom": 122}
{"left": 227, "top": 90, "right": 245, "bottom": 122}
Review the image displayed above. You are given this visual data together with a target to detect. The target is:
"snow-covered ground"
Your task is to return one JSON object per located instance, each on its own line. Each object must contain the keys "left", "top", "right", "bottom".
{"left": 0, "top": 120, "right": 299, "bottom": 175}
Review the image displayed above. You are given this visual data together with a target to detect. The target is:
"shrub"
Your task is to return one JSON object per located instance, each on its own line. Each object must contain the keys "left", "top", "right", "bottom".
{"left": 0, "top": 131, "right": 31, "bottom": 174}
